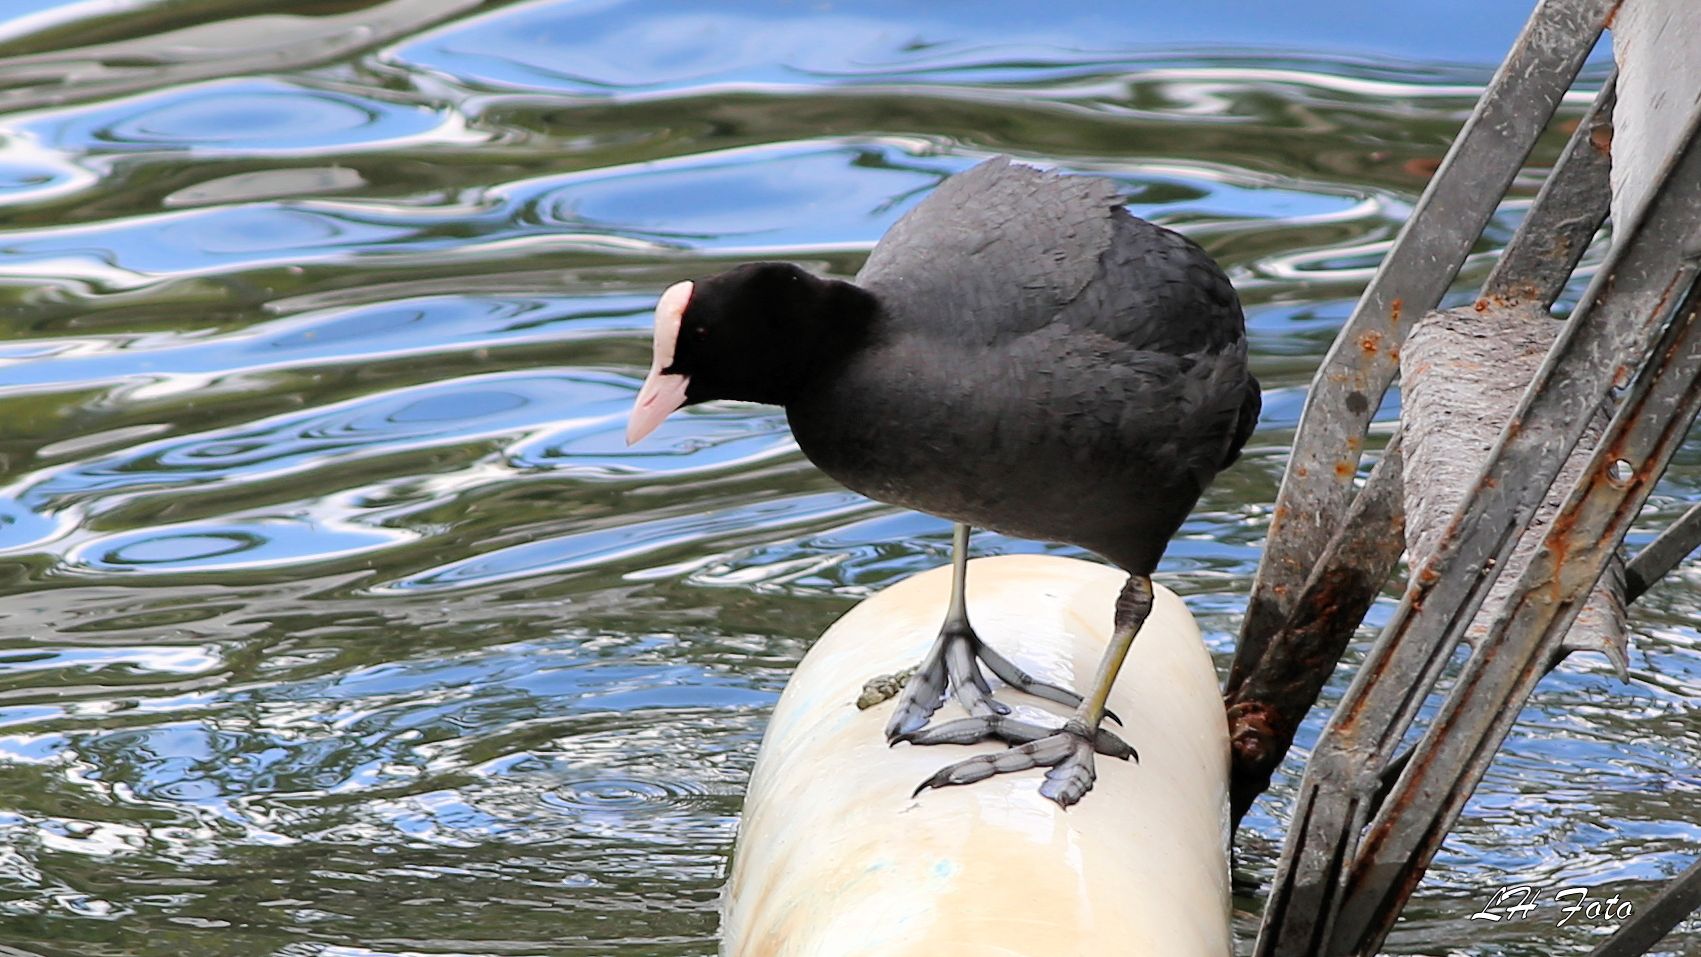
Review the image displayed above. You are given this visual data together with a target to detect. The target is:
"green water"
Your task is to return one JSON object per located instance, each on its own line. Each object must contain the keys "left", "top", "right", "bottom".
{"left": 0, "top": 1, "right": 1694, "bottom": 955}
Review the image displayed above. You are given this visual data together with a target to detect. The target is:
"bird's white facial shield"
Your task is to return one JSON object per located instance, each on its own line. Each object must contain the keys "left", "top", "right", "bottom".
{"left": 626, "top": 281, "right": 694, "bottom": 445}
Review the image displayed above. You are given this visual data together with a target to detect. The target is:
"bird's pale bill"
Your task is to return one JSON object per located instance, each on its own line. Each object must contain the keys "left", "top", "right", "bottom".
{"left": 626, "top": 280, "right": 693, "bottom": 445}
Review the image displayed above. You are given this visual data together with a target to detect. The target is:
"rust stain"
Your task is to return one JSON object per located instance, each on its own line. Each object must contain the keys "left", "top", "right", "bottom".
{"left": 1550, "top": 503, "right": 1581, "bottom": 556}
{"left": 1542, "top": 501, "right": 1586, "bottom": 600}
{"left": 1651, "top": 270, "right": 1685, "bottom": 316}
{"left": 1359, "top": 330, "right": 1383, "bottom": 356}
{"left": 1390, "top": 298, "right": 1404, "bottom": 324}
{"left": 1228, "top": 563, "right": 1392, "bottom": 821}
{"left": 1603, "top": 0, "right": 1623, "bottom": 30}
{"left": 1296, "top": 466, "right": 1310, "bottom": 478}
{"left": 1391, "top": 833, "right": 1437, "bottom": 901}
{"left": 1475, "top": 292, "right": 1526, "bottom": 312}
{"left": 1416, "top": 562, "right": 1439, "bottom": 588}
{"left": 1335, "top": 461, "right": 1354, "bottom": 479}
{"left": 1228, "top": 701, "right": 1279, "bottom": 767}
{"left": 1589, "top": 121, "right": 1614, "bottom": 155}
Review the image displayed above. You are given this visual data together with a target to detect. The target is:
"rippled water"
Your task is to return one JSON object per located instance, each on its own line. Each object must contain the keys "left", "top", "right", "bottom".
{"left": 0, "top": 2, "right": 1694, "bottom": 955}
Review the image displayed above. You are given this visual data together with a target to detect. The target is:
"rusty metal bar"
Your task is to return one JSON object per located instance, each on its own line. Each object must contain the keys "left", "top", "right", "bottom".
{"left": 1228, "top": 0, "right": 1616, "bottom": 697}
{"left": 1364, "top": 99, "right": 1657, "bottom": 807}
{"left": 1585, "top": 857, "right": 1701, "bottom": 957}
{"left": 1481, "top": 72, "right": 1617, "bottom": 309}
{"left": 1624, "top": 501, "right": 1701, "bottom": 602}
{"left": 1227, "top": 439, "right": 1404, "bottom": 830}
{"left": 1226, "top": 74, "right": 1620, "bottom": 831}
{"left": 1254, "top": 99, "right": 1701, "bottom": 957}
{"left": 1335, "top": 267, "right": 1701, "bottom": 955}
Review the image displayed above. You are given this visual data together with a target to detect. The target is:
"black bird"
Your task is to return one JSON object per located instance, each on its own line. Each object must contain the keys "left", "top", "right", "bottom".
{"left": 627, "top": 157, "right": 1259, "bottom": 807}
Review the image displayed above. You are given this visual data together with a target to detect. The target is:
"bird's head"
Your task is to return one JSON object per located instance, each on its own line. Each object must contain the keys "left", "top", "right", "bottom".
{"left": 626, "top": 262, "right": 873, "bottom": 444}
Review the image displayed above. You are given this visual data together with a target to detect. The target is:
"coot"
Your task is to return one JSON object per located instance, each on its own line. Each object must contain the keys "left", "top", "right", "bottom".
{"left": 627, "top": 156, "right": 1259, "bottom": 807}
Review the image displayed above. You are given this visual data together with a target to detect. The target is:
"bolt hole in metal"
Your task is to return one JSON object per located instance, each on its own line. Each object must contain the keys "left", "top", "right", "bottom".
{"left": 1607, "top": 458, "right": 1635, "bottom": 486}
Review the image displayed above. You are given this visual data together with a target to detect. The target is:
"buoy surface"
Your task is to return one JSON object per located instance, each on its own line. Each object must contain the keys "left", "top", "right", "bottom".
{"left": 723, "top": 555, "right": 1231, "bottom": 957}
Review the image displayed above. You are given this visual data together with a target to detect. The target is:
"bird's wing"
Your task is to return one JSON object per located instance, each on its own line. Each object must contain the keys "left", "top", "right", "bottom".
{"left": 856, "top": 157, "right": 1125, "bottom": 343}
{"left": 1076, "top": 208, "right": 1247, "bottom": 357}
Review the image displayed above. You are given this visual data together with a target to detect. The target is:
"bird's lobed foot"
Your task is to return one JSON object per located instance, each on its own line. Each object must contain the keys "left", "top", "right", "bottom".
{"left": 893, "top": 714, "right": 1134, "bottom": 758}
{"left": 904, "top": 718, "right": 1136, "bottom": 808}
{"left": 875, "top": 621, "right": 1095, "bottom": 739}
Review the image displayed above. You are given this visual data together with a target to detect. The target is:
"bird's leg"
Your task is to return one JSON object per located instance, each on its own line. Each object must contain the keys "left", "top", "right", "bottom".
{"left": 902, "top": 573, "right": 1152, "bottom": 807}
{"left": 856, "top": 524, "right": 1092, "bottom": 736}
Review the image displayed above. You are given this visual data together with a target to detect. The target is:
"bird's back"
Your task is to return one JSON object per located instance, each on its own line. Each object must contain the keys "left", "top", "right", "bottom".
{"left": 856, "top": 157, "right": 1120, "bottom": 343}
{"left": 794, "top": 157, "right": 1259, "bottom": 572}
{"left": 856, "top": 157, "right": 1242, "bottom": 357}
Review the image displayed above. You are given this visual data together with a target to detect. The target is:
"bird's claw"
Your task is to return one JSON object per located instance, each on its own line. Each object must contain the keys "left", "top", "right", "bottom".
{"left": 907, "top": 720, "right": 1135, "bottom": 807}
{"left": 894, "top": 714, "right": 1134, "bottom": 758}
{"left": 900, "top": 716, "right": 1136, "bottom": 807}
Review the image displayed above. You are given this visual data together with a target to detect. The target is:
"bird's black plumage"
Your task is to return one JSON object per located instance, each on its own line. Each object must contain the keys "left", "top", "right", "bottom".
{"left": 782, "top": 157, "right": 1260, "bottom": 574}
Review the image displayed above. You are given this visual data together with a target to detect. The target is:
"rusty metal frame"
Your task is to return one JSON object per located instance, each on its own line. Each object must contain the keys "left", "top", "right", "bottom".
{"left": 1334, "top": 267, "right": 1701, "bottom": 955}
{"left": 1254, "top": 97, "right": 1701, "bottom": 956}
{"left": 1225, "top": 71, "right": 1620, "bottom": 830}
{"left": 1226, "top": 439, "right": 1404, "bottom": 828}
{"left": 1481, "top": 73, "right": 1618, "bottom": 308}
{"left": 1228, "top": 0, "right": 1619, "bottom": 697}
{"left": 1624, "top": 501, "right": 1701, "bottom": 601}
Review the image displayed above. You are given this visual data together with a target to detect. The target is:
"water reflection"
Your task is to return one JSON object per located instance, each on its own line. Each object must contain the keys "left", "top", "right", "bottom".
{"left": 26, "top": 79, "right": 455, "bottom": 157}
{"left": 388, "top": 0, "right": 1548, "bottom": 98}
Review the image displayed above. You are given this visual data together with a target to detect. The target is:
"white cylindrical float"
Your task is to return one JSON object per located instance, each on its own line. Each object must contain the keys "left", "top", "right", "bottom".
{"left": 722, "top": 555, "right": 1231, "bottom": 956}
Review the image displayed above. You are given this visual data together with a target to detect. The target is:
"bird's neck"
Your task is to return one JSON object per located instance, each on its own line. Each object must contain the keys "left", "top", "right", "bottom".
{"left": 775, "top": 279, "right": 881, "bottom": 405}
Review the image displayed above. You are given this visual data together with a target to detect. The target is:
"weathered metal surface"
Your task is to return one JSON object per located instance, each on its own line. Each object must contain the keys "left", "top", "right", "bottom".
{"left": 1610, "top": 0, "right": 1701, "bottom": 237}
{"left": 1226, "top": 440, "right": 1404, "bottom": 831}
{"left": 1554, "top": 555, "right": 1629, "bottom": 674}
{"left": 1624, "top": 501, "right": 1701, "bottom": 602}
{"left": 1335, "top": 267, "right": 1701, "bottom": 956}
{"left": 1584, "top": 856, "right": 1701, "bottom": 957}
{"left": 1402, "top": 304, "right": 1628, "bottom": 676}
{"left": 1225, "top": 73, "right": 1625, "bottom": 831}
{"left": 1255, "top": 96, "right": 1701, "bottom": 957}
{"left": 1481, "top": 73, "right": 1617, "bottom": 308}
{"left": 1458, "top": 74, "right": 1630, "bottom": 672}
{"left": 1229, "top": 0, "right": 1618, "bottom": 697}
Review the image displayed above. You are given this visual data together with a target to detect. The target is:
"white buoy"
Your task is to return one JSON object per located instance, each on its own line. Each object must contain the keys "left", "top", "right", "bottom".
{"left": 722, "top": 555, "right": 1231, "bottom": 956}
